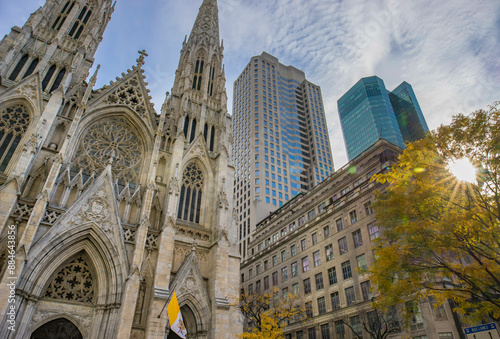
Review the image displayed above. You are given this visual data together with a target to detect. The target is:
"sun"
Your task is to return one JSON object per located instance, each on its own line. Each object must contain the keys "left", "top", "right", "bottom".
{"left": 448, "top": 158, "right": 477, "bottom": 184}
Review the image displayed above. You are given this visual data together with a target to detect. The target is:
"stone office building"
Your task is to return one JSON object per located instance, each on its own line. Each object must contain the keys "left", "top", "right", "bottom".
{"left": 240, "top": 139, "right": 461, "bottom": 339}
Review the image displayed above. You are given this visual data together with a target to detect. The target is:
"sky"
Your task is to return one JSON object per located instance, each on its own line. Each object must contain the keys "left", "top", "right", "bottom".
{"left": 1, "top": 0, "right": 499, "bottom": 168}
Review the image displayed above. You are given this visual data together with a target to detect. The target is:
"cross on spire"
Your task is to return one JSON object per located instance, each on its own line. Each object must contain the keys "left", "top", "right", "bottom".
{"left": 136, "top": 50, "right": 148, "bottom": 67}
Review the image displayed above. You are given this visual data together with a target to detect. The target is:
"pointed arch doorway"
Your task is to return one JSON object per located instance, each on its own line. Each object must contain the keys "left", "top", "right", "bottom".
{"left": 167, "top": 305, "right": 198, "bottom": 339}
{"left": 30, "top": 318, "right": 82, "bottom": 339}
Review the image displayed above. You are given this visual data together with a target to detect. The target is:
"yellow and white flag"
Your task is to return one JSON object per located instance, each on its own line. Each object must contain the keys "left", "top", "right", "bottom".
{"left": 167, "top": 291, "right": 187, "bottom": 338}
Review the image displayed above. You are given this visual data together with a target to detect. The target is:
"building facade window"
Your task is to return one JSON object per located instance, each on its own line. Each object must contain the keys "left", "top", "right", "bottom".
{"left": 331, "top": 292, "right": 340, "bottom": 310}
{"left": 313, "top": 250, "right": 321, "bottom": 267}
{"left": 0, "top": 103, "right": 31, "bottom": 172}
{"left": 192, "top": 59, "right": 204, "bottom": 90}
{"left": 338, "top": 237, "right": 348, "bottom": 255}
{"left": 315, "top": 273, "right": 324, "bottom": 290}
{"left": 323, "top": 225, "right": 330, "bottom": 238}
{"left": 325, "top": 244, "right": 334, "bottom": 261}
{"left": 304, "top": 278, "right": 311, "bottom": 294}
{"left": 357, "top": 253, "right": 367, "bottom": 270}
{"left": 177, "top": 163, "right": 204, "bottom": 223}
{"left": 320, "top": 323, "right": 330, "bottom": 339}
{"left": 291, "top": 262, "right": 298, "bottom": 277}
{"left": 272, "top": 271, "right": 278, "bottom": 286}
{"left": 368, "top": 223, "right": 379, "bottom": 240}
{"left": 335, "top": 320, "right": 345, "bottom": 339}
{"left": 302, "top": 256, "right": 310, "bottom": 272}
{"left": 361, "top": 280, "right": 372, "bottom": 301}
{"left": 328, "top": 267, "right": 337, "bottom": 285}
{"left": 341, "top": 260, "right": 352, "bottom": 279}
{"left": 68, "top": 5, "right": 92, "bottom": 39}
{"left": 336, "top": 218, "right": 343, "bottom": 231}
{"left": 317, "top": 297, "right": 326, "bottom": 315}
{"left": 364, "top": 201, "right": 374, "bottom": 215}
{"left": 349, "top": 210, "right": 358, "bottom": 224}
{"left": 353, "top": 229, "right": 364, "bottom": 248}
{"left": 281, "top": 267, "right": 288, "bottom": 282}
{"left": 301, "top": 239, "right": 307, "bottom": 251}
{"left": 345, "top": 286, "right": 356, "bottom": 305}
{"left": 350, "top": 315, "right": 362, "bottom": 337}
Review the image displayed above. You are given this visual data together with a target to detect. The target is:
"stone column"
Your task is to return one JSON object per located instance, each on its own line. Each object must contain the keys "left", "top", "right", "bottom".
{"left": 146, "top": 132, "right": 185, "bottom": 339}
{"left": 117, "top": 89, "right": 167, "bottom": 338}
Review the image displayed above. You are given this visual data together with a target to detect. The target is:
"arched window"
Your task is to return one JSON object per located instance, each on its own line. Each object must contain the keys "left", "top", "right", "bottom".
{"left": 207, "top": 65, "right": 215, "bottom": 96}
{"left": 0, "top": 103, "right": 31, "bottom": 172}
{"left": 43, "top": 254, "right": 94, "bottom": 303}
{"left": 209, "top": 126, "right": 215, "bottom": 152}
{"left": 203, "top": 123, "right": 208, "bottom": 141}
{"left": 42, "top": 65, "right": 57, "bottom": 91}
{"left": 31, "top": 318, "right": 82, "bottom": 339}
{"left": 68, "top": 6, "right": 92, "bottom": 39}
{"left": 192, "top": 59, "right": 204, "bottom": 91}
{"left": 183, "top": 117, "right": 190, "bottom": 138}
{"left": 49, "top": 68, "right": 66, "bottom": 93}
{"left": 189, "top": 119, "right": 197, "bottom": 143}
{"left": 51, "top": 1, "right": 75, "bottom": 31}
{"left": 177, "top": 163, "right": 204, "bottom": 224}
{"left": 23, "top": 58, "right": 39, "bottom": 78}
{"left": 8, "top": 54, "right": 28, "bottom": 81}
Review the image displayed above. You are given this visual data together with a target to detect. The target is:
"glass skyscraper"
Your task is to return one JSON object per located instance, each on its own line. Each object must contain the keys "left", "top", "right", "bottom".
{"left": 232, "top": 52, "right": 334, "bottom": 259}
{"left": 389, "top": 81, "right": 429, "bottom": 143}
{"left": 338, "top": 76, "right": 428, "bottom": 160}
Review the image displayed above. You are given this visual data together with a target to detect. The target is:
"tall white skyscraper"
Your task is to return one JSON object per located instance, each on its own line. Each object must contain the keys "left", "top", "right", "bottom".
{"left": 232, "top": 52, "right": 334, "bottom": 259}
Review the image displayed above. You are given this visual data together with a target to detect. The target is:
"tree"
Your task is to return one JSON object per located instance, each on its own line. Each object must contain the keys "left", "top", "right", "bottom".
{"left": 237, "top": 288, "right": 307, "bottom": 339}
{"left": 343, "top": 307, "right": 403, "bottom": 339}
{"left": 369, "top": 102, "right": 500, "bottom": 322}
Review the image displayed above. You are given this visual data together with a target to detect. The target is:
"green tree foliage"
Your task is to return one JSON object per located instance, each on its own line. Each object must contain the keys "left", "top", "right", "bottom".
{"left": 369, "top": 102, "right": 500, "bottom": 322}
{"left": 237, "top": 288, "right": 307, "bottom": 339}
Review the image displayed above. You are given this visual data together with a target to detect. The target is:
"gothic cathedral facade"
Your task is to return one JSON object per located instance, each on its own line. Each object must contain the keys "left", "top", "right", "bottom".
{"left": 0, "top": 0, "right": 241, "bottom": 338}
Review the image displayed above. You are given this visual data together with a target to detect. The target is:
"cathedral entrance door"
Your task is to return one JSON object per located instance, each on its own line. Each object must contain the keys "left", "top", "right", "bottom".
{"left": 30, "top": 318, "right": 83, "bottom": 339}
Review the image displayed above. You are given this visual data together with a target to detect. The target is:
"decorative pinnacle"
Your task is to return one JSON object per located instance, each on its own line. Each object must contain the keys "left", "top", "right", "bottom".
{"left": 89, "top": 65, "right": 101, "bottom": 85}
{"left": 136, "top": 50, "right": 148, "bottom": 67}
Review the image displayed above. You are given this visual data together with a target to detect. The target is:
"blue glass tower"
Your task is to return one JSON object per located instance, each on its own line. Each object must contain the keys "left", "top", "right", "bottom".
{"left": 338, "top": 76, "right": 428, "bottom": 160}
{"left": 389, "top": 81, "right": 429, "bottom": 143}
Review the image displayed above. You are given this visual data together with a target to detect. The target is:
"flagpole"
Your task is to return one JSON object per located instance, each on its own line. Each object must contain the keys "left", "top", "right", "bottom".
{"left": 157, "top": 292, "right": 172, "bottom": 318}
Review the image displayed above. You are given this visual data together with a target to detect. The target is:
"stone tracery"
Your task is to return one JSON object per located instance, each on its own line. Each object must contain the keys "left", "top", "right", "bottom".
{"left": 71, "top": 118, "right": 143, "bottom": 185}
{"left": 0, "top": 103, "right": 31, "bottom": 171}
{"left": 43, "top": 255, "right": 94, "bottom": 303}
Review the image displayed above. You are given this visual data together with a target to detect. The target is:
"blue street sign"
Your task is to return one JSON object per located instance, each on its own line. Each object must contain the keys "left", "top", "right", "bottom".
{"left": 465, "top": 323, "right": 497, "bottom": 335}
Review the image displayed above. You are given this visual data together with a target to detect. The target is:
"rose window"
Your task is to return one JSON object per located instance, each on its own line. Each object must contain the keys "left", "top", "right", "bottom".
{"left": 72, "top": 118, "right": 143, "bottom": 185}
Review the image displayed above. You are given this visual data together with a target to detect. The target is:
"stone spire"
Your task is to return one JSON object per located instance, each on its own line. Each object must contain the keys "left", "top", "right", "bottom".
{"left": 188, "top": 0, "right": 220, "bottom": 45}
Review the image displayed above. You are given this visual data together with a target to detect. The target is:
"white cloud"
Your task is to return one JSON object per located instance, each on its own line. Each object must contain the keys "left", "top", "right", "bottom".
{"left": 1, "top": 0, "right": 499, "bottom": 168}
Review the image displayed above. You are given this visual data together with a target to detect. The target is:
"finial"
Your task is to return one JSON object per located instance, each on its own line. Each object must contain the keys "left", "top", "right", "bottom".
{"left": 89, "top": 64, "right": 101, "bottom": 84}
{"left": 137, "top": 50, "right": 148, "bottom": 67}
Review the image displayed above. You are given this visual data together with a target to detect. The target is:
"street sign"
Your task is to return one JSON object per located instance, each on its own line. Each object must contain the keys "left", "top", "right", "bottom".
{"left": 464, "top": 323, "right": 500, "bottom": 339}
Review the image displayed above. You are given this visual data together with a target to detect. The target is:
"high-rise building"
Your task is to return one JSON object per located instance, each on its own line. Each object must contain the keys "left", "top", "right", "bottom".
{"left": 0, "top": 0, "right": 241, "bottom": 338}
{"left": 241, "top": 139, "right": 462, "bottom": 339}
{"left": 389, "top": 81, "right": 429, "bottom": 143}
{"left": 232, "top": 52, "right": 334, "bottom": 260}
{"left": 337, "top": 76, "right": 428, "bottom": 160}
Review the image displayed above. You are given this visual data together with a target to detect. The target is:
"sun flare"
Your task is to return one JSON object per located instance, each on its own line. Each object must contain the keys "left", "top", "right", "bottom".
{"left": 449, "top": 158, "right": 477, "bottom": 184}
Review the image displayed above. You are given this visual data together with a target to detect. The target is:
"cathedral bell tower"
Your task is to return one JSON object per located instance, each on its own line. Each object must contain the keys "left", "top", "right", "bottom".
{"left": 0, "top": 0, "right": 114, "bottom": 92}
{"left": 0, "top": 0, "right": 241, "bottom": 337}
